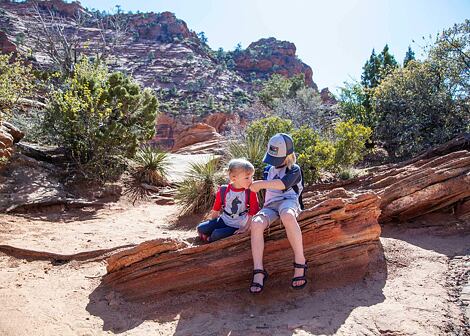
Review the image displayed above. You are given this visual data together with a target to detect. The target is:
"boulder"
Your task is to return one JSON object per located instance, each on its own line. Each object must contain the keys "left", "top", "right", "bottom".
{"left": 171, "top": 123, "right": 222, "bottom": 152}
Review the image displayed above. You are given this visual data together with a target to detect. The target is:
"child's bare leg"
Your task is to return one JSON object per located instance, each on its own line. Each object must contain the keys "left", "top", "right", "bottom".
{"left": 250, "top": 215, "right": 269, "bottom": 292}
{"left": 280, "top": 210, "right": 306, "bottom": 287}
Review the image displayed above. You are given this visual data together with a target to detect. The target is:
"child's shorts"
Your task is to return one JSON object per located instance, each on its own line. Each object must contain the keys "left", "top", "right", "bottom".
{"left": 255, "top": 198, "right": 301, "bottom": 227}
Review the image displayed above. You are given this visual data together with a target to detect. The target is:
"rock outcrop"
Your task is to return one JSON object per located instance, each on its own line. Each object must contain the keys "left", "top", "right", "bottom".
{"left": 320, "top": 87, "right": 337, "bottom": 105}
{"left": 306, "top": 134, "right": 470, "bottom": 223}
{"left": 233, "top": 37, "right": 316, "bottom": 89}
{"left": 104, "top": 190, "right": 382, "bottom": 300}
{"left": 0, "top": 121, "right": 23, "bottom": 159}
{"left": 127, "top": 11, "right": 197, "bottom": 43}
{"left": 103, "top": 136, "right": 470, "bottom": 300}
{"left": 171, "top": 123, "right": 223, "bottom": 152}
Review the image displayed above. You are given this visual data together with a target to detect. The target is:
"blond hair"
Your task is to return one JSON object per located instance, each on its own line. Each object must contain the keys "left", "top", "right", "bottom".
{"left": 227, "top": 158, "right": 255, "bottom": 177}
{"left": 284, "top": 153, "right": 296, "bottom": 169}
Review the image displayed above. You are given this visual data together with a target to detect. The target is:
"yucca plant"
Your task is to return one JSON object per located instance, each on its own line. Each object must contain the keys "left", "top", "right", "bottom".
{"left": 175, "top": 156, "right": 226, "bottom": 215}
{"left": 133, "top": 146, "right": 170, "bottom": 186}
{"left": 227, "top": 133, "right": 266, "bottom": 180}
{"left": 124, "top": 146, "right": 170, "bottom": 204}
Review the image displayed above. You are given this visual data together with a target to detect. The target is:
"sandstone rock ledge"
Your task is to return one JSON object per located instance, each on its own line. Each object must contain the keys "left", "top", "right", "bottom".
{"left": 103, "top": 191, "right": 381, "bottom": 300}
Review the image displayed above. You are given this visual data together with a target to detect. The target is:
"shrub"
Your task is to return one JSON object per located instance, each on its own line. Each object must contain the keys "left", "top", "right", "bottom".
{"left": 43, "top": 58, "right": 158, "bottom": 182}
{"left": 133, "top": 146, "right": 170, "bottom": 186}
{"left": 0, "top": 54, "right": 34, "bottom": 121}
{"left": 246, "top": 116, "right": 293, "bottom": 147}
{"left": 333, "top": 119, "right": 372, "bottom": 170}
{"left": 297, "top": 139, "right": 336, "bottom": 184}
{"left": 373, "top": 60, "right": 468, "bottom": 159}
{"left": 175, "top": 157, "right": 225, "bottom": 215}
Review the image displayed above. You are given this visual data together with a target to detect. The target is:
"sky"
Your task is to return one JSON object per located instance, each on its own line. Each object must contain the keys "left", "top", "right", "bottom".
{"left": 78, "top": 0, "right": 469, "bottom": 93}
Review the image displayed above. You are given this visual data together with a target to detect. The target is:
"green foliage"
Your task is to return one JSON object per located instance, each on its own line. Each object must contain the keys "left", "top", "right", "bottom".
{"left": 338, "top": 81, "right": 377, "bottom": 129}
{"left": 403, "top": 46, "right": 416, "bottom": 67}
{"left": 228, "top": 133, "right": 265, "bottom": 180}
{"left": 361, "top": 45, "right": 398, "bottom": 89}
{"left": 297, "top": 139, "right": 336, "bottom": 183}
{"left": 43, "top": 58, "right": 158, "bottom": 182}
{"left": 258, "top": 74, "right": 305, "bottom": 109}
{"left": 333, "top": 119, "right": 372, "bottom": 169}
{"left": 373, "top": 59, "right": 468, "bottom": 159}
{"left": 133, "top": 146, "right": 170, "bottom": 186}
{"left": 175, "top": 157, "right": 225, "bottom": 215}
{"left": 246, "top": 116, "right": 293, "bottom": 147}
{"left": 0, "top": 54, "right": 34, "bottom": 121}
{"left": 291, "top": 125, "right": 319, "bottom": 154}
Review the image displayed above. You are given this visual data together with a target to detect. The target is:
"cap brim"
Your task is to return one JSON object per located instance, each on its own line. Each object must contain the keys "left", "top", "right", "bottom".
{"left": 263, "top": 153, "right": 286, "bottom": 166}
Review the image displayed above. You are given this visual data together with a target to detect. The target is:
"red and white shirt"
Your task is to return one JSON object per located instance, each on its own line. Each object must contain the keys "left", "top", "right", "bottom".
{"left": 213, "top": 184, "right": 260, "bottom": 228}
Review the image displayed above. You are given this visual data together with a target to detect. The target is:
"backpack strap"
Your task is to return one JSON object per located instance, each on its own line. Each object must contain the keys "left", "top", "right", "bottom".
{"left": 245, "top": 189, "right": 251, "bottom": 210}
{"left": 263, "top": 165, "right": 271, "bottom": 180}
{"left": 220, "top": 184, "right": 229, "bottom": 208}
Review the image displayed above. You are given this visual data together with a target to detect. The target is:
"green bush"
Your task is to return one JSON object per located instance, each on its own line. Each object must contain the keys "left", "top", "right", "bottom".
{"left": 246, "top": 116, "right": 293, "bottom": 148}
{"left": 0, "top": 54, "right": 34, "bottom": 121}
{"left": 292, "top": 125, "right": 320, "bottom": 154}
{"left": 297, "top": 140, "right": 336, "bottom": 184}
{"left": 333, "top": 119, "right": 372, "bottom": 170}
{"left": 373, "top": 60, "right": 468, "bottom": 159}
{"left": 175, "top": 157, "right": 225, "bottom": 215}
{"left": 43, "top": 58, "right": 158, "bottom": 182}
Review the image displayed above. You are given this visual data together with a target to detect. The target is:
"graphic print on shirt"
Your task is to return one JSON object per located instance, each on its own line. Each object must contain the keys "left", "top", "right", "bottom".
{"left": 231, "top": 197, "right": 242, "bottom": 214}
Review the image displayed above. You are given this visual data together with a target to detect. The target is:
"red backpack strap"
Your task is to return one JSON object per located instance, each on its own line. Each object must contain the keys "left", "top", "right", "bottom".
{"left": 245, "top": 189, "right": 251, "bottom": 209}
{"left": 220, "top": 184, "right": 229, "bottom": 208}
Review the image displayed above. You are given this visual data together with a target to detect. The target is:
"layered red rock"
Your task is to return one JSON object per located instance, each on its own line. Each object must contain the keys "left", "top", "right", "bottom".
{"left": 304, "top": 135, "right": 470, "bottom": 223}
{"left": 171, "top": 123, "right": 222, "bottom": 152}
{"left": 127, "top": 11, "right": 197, "bottom": 42}
{"left": 320, "top": 88, "right": 337, "bottom": 105}
{"left": 0, "top": 121, "right": 24, "bottom": 159}
{"left": 103, "top": 190, "right": 381, "bottom": 300}
{"left": 233, "top": 37, "right": 316, "bottom": 89}
{"left": 36, "top": 0, "right": 86, "bottom": 17}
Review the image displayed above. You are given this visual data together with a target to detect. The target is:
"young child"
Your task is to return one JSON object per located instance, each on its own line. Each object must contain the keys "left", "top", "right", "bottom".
{"left": 197, "top": 158, "right": 260, "bottom": 242}
{"left": 248, "top": 133, "right": 307, "bottom": 293}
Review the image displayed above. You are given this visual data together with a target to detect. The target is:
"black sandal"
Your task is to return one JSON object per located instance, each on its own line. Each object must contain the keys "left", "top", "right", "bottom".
{"left": 291, "top": 262, "right": 308, "bottom": 289}
{"left": 249, "top": 269, "right": 268, "bottom": 294}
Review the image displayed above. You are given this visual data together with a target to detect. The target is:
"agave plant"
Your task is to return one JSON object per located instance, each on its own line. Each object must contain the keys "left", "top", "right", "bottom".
{"left": 175, "top": 156, "right": 226, "bottom": 215}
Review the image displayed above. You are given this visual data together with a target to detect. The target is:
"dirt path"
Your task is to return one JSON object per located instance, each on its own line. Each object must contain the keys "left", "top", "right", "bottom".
{"left": 1, "top": 198, "right": 469, "bottom": 335}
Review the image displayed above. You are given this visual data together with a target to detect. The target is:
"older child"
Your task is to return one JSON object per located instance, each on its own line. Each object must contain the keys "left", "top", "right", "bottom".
{"left": 248, "top": 133, "right": 307, "bottom": 293}
{"left": 197, "top": 159, "right": 260, "bottom": 242}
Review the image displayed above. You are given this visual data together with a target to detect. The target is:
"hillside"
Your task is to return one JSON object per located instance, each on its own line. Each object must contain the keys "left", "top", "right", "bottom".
{"left": 0, "top": 0, "right": 329, "bottom": 149}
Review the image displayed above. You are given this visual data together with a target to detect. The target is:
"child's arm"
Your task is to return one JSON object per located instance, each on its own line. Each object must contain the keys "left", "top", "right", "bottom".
{"left": 208, "top": 187, "right": 223, "bottom": 219}
{"left": 235, "top": 215, "right": 252, "bottom": 234}
{"left": 208, "top": 209, "right": 220, "bottom": 220}
{"left": 249, "top": 179, "right": 285, "bottom": 193}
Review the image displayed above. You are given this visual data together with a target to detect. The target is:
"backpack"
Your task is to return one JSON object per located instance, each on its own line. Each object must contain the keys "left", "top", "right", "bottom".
{"left": 219, "top": 184, "right": 251, "bottom": 217}
{"left": 263, "top": 165, "right": 305, "bottom": 210}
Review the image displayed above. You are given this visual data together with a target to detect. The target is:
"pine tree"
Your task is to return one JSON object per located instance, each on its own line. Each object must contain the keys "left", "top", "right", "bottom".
{"left": 361, "top": 49, "right": 382, "bottom": 88}
{"left": 403, "top": 46, "right": 416, "bottom": 67}
{"left": 379, "top": 44, "right": 398, "bottom": 69}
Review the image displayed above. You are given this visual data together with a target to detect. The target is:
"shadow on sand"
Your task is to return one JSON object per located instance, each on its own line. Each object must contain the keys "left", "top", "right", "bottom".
{"left": 86, "top": 243, "right": 388, "bottom": 335}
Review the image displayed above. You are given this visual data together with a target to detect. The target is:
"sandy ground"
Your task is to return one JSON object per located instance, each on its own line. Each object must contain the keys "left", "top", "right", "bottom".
{"left": 0, "top": 196, "right": 469, "bottom": 336}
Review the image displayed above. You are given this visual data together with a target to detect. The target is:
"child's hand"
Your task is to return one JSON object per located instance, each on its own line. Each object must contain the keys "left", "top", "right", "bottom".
{"left": 249, "top": 181, "right": 262, "bottom": 193}
{"left": 235, "top": 221, "right": 251, "bottom": 234}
